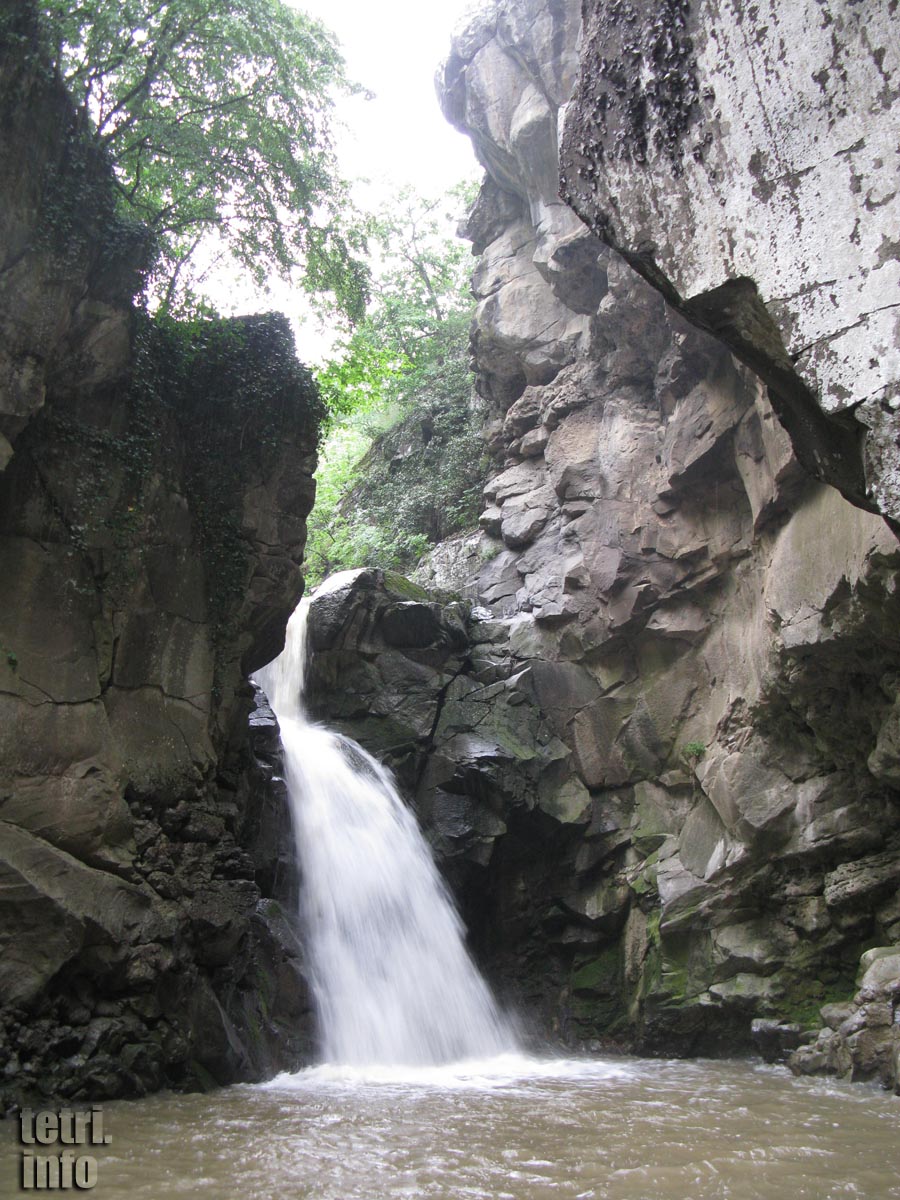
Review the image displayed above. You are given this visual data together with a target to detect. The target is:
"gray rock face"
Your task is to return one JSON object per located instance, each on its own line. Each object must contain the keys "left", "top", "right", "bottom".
{"left": 0, "top": 26, "right": 316, "bottom": 1108}
{"left": 788, "top": 946, "right": 900, "bottom": 1093}
{"left": 559, "top": 0, "right": 900, "bottom": 525}
{"left": 439, "top": 0, "right": 605, "bottom": 408}
{"left": 0, "top": 2, "right": 146, "bottom": 473}
{"left": 317, "top": 0, "right": 900, "bottom": 1060}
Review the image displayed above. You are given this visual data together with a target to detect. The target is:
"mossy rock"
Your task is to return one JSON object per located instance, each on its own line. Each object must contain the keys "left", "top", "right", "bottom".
{"left": 568, "top": 994, "right": 625, "bottom": 1031}
{"left": 383, "top": 571, "right": 431, "bottom": 602}
{"left": 776, "top": 975, "right": 856, "bottom": 1029}
{"left": 185, "top": 1061, "right": 220, "bottom": 1093}
{"left": 627, "top": 850, "right": 660, "bottom": 897}
{"left": 572, "top": 945, "right": 622, "bottom": 994}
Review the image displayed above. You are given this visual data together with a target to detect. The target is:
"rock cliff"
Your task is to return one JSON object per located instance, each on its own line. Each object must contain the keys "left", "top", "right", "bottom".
{"left": 559, "top": 0, "right": 900, "bottom": 526}
{"left": 301, "top": 0, "right": 900, "bottom": 1088}
{"left": 0, "top": 3, "right": 315, "bottom": 1108}
{"left": 6, "top": 0, "right": 899, "bottom": 1103}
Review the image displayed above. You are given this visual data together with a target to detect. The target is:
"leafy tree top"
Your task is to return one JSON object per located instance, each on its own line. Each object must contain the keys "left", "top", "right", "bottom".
{"left": 316, "top": 183, "right": 476, "bottom": 420}
{"left": 37, "top": 0, "right": 368, "bottom": 318}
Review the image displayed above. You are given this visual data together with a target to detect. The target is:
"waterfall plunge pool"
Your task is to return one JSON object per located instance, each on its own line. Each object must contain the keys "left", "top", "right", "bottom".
{"left": 2, "top": 1053, "right": 898, "bottom": 1199}
{"left": 9, "top": 591, "right": 894, "bottom": 1196}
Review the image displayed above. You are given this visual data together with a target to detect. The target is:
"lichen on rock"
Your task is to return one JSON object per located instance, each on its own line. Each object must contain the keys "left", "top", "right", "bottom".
{"left": 559, "top": 0, "right": 900, "bottom": 525}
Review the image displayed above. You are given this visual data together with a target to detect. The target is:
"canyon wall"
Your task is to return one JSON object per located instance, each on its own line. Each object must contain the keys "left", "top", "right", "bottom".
{"left": 304, "top": 0, "right": 900, "bottom": 1088}
{"left": 0, "top": 3, "right": 315, "bottom": 1108}
{"left": 4, "top": 0, "right": 899, "bottom": 1104}
{"left": 559, "top": 0, "right": 900, "bottom": 525}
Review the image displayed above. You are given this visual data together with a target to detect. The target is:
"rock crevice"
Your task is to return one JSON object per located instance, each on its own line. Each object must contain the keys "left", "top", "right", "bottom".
{"left": 559, "top": 0, "right": 900, "bottom": 525}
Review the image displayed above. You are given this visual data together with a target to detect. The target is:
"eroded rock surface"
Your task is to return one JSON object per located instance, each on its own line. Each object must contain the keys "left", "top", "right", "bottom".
{"left": 308, "top": 0, "right": 900, "bottom": 1063}
{"left": 787, "top": 946, "right": 900, "bottom": 1094}
{"left": 559, "top": 0, "right": 900, "bottom": 524}
{"left": 0, "top": 13, "right": 315, "bottom": 1107}
{"left": 0, "top": 1, "right": 145, "bottom": 474}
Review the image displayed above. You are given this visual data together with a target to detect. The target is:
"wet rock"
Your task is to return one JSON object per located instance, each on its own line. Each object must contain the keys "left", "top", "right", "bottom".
{"left": 790, "top": 1028, "right": 855, "bottom": 1081}
{"left": 788, "top": 946, "right": 900, "bottom": 1092}
{"left": 381, "top": 602, "right": 443, "bottom": 649}
{"left": 306, "top": 568, "right": 379, "bottom": 650}
{"left": 750, "top": 1019, "right": 802, "bottom": 1064}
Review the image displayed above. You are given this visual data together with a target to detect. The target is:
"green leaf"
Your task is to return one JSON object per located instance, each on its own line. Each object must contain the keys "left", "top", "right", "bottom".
{"left": 304, "top": 184, "right": 485, "bottom": 588}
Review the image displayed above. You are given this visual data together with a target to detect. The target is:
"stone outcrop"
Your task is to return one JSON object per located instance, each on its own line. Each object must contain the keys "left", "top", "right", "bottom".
{"left": 299, "top": 0, "right": 900, "bottom": 1068}
{"left": 0, "top": 0, "right": 146, "bottom": 474}
{"left": 9, "top": 0, "right": 898, "bottom": 1103}
{"left": 558, "top": 0, "right": 900, "bottom": 526}
{"left": 0, "top": 7, "right": 316, "bottom": 1109}
{"left": 787, "top": 946, "right": 900, "bottom": 1094}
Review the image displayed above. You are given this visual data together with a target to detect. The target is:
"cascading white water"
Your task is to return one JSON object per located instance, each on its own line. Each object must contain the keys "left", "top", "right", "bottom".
{"left": 257, "top": 582, "right": 515, "bottom": 1067}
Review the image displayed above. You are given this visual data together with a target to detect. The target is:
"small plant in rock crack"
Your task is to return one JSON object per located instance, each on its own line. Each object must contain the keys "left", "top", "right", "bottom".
{"left": 680, "top": 741, "right": 706, "bottom": 765}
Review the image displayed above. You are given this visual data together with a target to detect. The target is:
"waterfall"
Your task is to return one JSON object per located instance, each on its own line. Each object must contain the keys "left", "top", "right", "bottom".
{"left": 257, "top": 584, "right": 515, "bottom": 1067}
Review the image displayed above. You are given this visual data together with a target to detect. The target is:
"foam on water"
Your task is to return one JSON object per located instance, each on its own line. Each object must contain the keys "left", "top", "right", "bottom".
{"left": 260, "top": 1052, "right": 638, "bottom": 1092}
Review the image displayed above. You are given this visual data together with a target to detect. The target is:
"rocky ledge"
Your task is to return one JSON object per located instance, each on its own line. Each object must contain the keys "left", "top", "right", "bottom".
{"left": 779, "top": 946, "right": 900, "bottom": 1093}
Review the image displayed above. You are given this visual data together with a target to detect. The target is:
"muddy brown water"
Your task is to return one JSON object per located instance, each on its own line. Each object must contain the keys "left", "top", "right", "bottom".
{"left": 2, "top": 1055, "right": 898, "bottom": 1199}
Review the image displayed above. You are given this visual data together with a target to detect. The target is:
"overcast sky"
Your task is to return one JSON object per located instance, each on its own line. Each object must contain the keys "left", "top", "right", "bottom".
{"left": 203, "top": 0, "right": 485, "bottom": 359}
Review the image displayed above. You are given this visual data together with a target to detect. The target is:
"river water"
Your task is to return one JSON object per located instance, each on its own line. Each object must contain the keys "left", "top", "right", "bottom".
{"left": 1, "top": 1054, "right": 898, "bottom": 1198}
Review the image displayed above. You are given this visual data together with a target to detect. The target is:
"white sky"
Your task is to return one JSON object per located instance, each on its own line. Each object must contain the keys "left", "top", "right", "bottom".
{"left": 203, "top": 0, "right": 485, "bottom": 361}
{"left": 293, "top": 0, "right": 482, "bottom": 200}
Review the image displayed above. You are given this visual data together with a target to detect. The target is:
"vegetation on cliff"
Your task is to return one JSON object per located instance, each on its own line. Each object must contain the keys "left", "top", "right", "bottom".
{"left": 11, "top": 0, "right": 487, "bottom": 593}
{"left": 130, "top": 311, "right": 323, "bottom": 646}
{"left": 304, "top": 186, "right": 487, "bottom": 586}
{"left": 0, "top": 3, "right": 331, "bottom": 1105}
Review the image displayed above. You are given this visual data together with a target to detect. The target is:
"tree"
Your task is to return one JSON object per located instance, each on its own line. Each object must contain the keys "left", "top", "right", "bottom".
{"left": 38, "top": 0, "right": 368, "bottom": 317}
{"left": 304, "top": 183, "right": 487, "bottom": 587}
{"left": 316, "top": 185, "right": 475, "bottom": 419}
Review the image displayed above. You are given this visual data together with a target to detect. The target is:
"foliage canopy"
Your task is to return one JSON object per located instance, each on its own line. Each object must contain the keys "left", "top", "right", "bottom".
{"left": 38, "top": 0, "right": 368, "bottom": 317}
{"left": 304, "top": 185, "right": 487, "bottom": 587}
{"left": 316, "top": 186, "right": 475, "bottom": 419}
